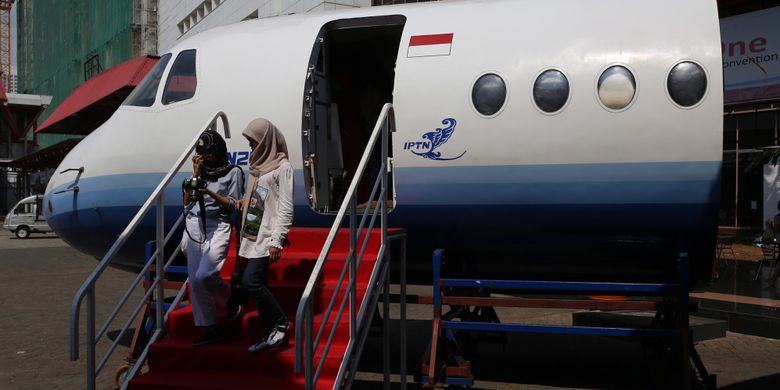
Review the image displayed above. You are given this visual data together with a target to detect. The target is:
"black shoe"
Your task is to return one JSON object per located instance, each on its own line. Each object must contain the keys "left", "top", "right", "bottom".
{"left": 247, "top": 336, "right": 268, "bottom": 353}
{"left": 193, "top": 325, "right": 224, "bottom": 347}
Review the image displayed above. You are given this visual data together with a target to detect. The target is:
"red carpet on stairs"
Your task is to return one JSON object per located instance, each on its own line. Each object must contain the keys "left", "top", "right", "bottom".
{"left": 128, "top": 227, "right": 392, "bottom": 390}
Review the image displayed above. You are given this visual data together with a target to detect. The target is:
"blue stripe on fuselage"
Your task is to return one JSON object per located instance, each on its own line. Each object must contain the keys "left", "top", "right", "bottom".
{"left": 44, "top": 161, "right": 720, "bottom": 268}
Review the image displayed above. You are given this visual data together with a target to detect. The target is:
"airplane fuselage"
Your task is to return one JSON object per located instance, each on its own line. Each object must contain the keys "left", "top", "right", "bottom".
{"left": 44, "top": 0, "right": 723, "bottom": 285}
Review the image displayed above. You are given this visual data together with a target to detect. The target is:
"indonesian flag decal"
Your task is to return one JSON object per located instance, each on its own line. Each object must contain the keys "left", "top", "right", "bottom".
{"left": 407, "top": 33, "right": 454, "bottom": 58}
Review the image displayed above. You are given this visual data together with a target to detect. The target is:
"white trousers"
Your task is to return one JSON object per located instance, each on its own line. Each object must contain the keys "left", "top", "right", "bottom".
{"left": 185, "top": 215, "right": 231, "bottom": 327}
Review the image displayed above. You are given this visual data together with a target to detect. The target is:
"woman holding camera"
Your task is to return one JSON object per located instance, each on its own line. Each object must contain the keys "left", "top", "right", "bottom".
{"left": 183, "top": 129, "right": 243, "bottom": 346}
{"left": 237, "top": 118, "right": 294, "bottom": 353}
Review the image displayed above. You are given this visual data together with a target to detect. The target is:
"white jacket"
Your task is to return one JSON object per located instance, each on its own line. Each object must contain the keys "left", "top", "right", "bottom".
{"left": 239, "top": 161, "right": 294, "bottom": 259}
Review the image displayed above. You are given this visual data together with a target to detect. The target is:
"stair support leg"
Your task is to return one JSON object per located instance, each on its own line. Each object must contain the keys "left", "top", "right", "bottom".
{"left": 400, "top": 237, "right": 407, "bottom": 390}
{"left": 677, "top": 253, "right": 692, "bottom": 390}
{"left": 383, "top": 263, "right": 391, "bottom": 390}
{"left": 86, "top": 287, "right": 96, "bottom": 390}
{"left": 425, "top": 249, "right": 445, "bottom": 388}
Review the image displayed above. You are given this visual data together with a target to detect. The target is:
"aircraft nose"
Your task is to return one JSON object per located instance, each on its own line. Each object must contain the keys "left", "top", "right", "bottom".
{"left": 44, "top": 149, "right": 98, "bottom": 255}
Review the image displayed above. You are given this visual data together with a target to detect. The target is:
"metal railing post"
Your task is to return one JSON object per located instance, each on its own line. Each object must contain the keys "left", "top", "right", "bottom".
{"left": 156, "top": 195, "right": 165, "bottom": 330}
{"left": 349, "top": 196, "right": 357, "bottom": 342}
{"left": 306, "top": 302, "right": 314, "bottom": 390}
{"left": 382, "top": 115, "right": 391, "bottom": 389}
{"left": 383, "top": 261, "right": 390, "bottom": 390}
{"left": 86, "top": 287, "right": 96, "bottom": 390}
{"left": 381, "top": 116, "right": 388, "bottom": 244}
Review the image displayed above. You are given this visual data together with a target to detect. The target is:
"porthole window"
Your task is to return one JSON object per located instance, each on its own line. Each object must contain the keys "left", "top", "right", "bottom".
{"left": 597, "top": 65, "right": 636, "bottom": 111}
{"left": 162, "top": 49, "right": 198, "bottom": 105}
{"left": 471, "top": 73, "right": 507, "bottom": 117}
{"left": 533, "top": 69, "right": 570, "bottom": 113}
{"left": 667, "top": 61, "right": 707, "bottom": 107}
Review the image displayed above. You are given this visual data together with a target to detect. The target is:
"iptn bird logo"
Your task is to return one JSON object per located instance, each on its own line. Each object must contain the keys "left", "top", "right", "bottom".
{"left": 406, "top": 118, "right": 467, "bottom": 161}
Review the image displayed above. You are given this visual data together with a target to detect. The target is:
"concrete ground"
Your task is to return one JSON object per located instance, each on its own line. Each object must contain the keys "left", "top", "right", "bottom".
{"left": 1, "top": 229, "right": 779, "bottom": 389}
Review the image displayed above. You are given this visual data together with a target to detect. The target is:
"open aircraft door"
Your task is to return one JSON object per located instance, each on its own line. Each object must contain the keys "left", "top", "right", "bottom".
{"left": 302, "top": 16, "right": 405, "bottom": 214}
{"left": 302, "top": 30, "right": 344, "bottom": 213}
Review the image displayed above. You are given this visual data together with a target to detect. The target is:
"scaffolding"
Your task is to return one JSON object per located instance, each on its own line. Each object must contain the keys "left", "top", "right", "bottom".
{"left": 17, "top": 0, "right": 158, "bottom": 148}
{"left": 134, "top": 0, "right": 159, "bottom": 56}
{"left": 0, "top": 0, "right": 12, "bottom": 91}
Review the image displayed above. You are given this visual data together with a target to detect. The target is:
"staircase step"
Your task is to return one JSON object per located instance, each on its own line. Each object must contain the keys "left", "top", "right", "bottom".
{"left": 129, "top": 371, "right": 335, "bottom": 390}
{"left": 167, "top": 282, "right": 370, "bottom": 339}
{"left": 146, "top": 336, "right": 345, "bottom": 375}
{"left": 167, "top": 301, "right": 359, "bottom": 342}
{"left": 129, "top": 227, "right": 399, "bottom": 390}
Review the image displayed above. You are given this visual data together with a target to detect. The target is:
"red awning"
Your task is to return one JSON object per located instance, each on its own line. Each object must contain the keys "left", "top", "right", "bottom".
{"left": 36, "top": 55, "right": 159, "bottom": 135}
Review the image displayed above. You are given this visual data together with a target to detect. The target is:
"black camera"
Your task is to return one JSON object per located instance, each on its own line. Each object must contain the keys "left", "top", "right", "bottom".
{"left": 183, "top": 176, "right": 207, "bottom": 201}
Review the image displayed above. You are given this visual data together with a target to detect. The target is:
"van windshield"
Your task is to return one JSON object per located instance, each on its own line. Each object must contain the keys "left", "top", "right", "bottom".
{"left": 13, "top": 203, "right": 34, "bottom": 215}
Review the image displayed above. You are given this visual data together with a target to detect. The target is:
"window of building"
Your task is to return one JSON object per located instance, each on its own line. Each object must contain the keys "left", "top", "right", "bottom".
{"left": 721, "top": 104, "right": 780, "bottom": 228}
{"left": 178, "top": 0, "right": 226, "bottom": 37}
{"left": 123, "top": 53, "right": 172, "bottom": 107}
{"left": 162, "top": 50, "right": 198, "bottom": 105}
{"left": 372, "top": 0, "right": 436, "bottom": 5}
{"left": 243, "top": 10, "right": 259, "bottom": 21}
{"left": 84, "top": 54, "right": 102, "bottom": 81}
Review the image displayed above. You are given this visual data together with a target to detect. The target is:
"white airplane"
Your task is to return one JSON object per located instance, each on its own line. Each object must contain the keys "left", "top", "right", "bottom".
{"left": 44, "top": 0, "right": 723, "bottom": 286}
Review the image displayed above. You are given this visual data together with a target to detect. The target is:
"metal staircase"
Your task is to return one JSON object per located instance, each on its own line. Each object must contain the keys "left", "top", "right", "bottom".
{"left": 69, "top": 104, "right": 408, "bottom": 390}
{"left": 295, "top": 103, "right": 407, "bottom": 389}
{"left": 69, "top": 111, "right": 231, "bottom": 390}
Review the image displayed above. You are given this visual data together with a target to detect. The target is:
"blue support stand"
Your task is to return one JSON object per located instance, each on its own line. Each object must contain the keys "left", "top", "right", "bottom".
{"left": 418, "top": 250, "right": 716, "bottom": 389}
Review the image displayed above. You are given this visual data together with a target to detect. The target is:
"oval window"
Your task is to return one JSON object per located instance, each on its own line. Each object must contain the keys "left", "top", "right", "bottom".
{"left": 597, "top": 65, "right": 636, "bottom": 110}
{"left": 533, "top": 69, "right": 570, "bottom": 113}
{"left": 667, "top": 61, "right": 707, "bottom": 107}
{"left": 472, "top": 73, "right": 507, "bottom": 117}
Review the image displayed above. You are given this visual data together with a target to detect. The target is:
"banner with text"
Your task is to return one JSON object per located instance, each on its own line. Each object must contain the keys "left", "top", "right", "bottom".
{"left": 721, "top": 7, "right": 780, "bottom": 103}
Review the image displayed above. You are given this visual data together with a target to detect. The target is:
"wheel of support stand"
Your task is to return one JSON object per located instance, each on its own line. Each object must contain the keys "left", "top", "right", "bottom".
{"left": 114, "top": 363, "right": 132, "bottom": 389}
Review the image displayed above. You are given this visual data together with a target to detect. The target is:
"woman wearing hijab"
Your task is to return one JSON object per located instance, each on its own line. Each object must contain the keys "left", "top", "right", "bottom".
{"left": 238, "top": 118, "right": 294, "bottom": 353}
{"left": 183, "top": 129, "right": 244, "bottom": 346}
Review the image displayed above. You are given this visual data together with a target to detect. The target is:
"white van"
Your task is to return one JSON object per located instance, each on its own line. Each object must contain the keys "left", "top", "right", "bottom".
{"left": 3, "top": 195, "right": 53, "bottom": 239}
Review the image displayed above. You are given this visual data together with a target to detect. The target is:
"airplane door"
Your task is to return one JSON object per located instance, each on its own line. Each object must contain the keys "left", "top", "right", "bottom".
{"left": 303, "top": 35, "right": 345, "bottom": 213}
{"left": 302, "top": 16, "right": 406, "bottom": 214}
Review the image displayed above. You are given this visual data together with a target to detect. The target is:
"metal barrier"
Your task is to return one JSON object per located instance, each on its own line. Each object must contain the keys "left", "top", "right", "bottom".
{"left": 69, "top": 112, "right": 231, "bottom": 390}
{"left": 294, "top": 103, "right": 408, "bottom": 390}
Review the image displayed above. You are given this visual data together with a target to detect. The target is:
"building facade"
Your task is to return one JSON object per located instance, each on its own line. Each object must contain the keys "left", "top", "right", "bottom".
{"left": 718, "top": 6, "right": 780, "bottom": 230}
{"left": 16, "top": 0, "right": 158, "bottom": 147}
{"left": 159, "top": 0, "right": 372, "bottom": 53}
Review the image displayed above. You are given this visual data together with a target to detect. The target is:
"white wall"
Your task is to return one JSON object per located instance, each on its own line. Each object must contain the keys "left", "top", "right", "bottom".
{"left": 159, "top": 0, "right": 371, "bottom": 53}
